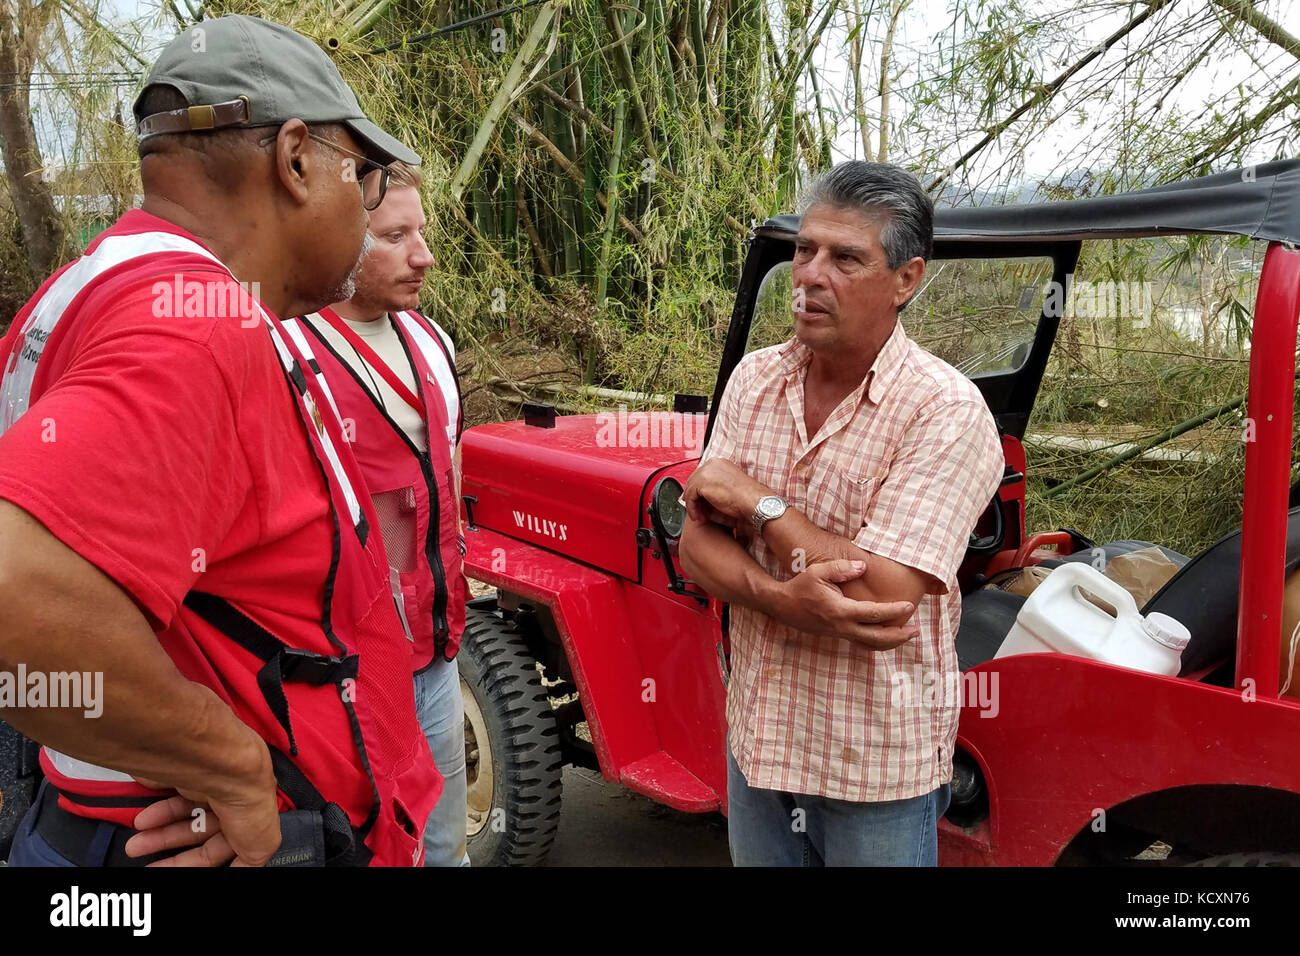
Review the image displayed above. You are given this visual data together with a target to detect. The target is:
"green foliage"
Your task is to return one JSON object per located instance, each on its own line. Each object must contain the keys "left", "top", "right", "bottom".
{"left": 4, "top": 0, "right": 1299, "bottom": 560}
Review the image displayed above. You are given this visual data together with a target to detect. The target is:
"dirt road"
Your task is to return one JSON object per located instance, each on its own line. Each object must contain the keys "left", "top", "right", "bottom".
{"left": 544, "top": 766, "right": 731, "bottom": 866}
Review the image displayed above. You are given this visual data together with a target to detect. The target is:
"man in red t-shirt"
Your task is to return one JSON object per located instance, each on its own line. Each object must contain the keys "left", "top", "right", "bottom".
{"left": 0, "top": 15, "right": 439, "bottom": 866}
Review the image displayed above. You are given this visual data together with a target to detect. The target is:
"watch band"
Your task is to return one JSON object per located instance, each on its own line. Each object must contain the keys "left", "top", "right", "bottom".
{"left": 752, "top": 496, "right": 787, "bottom": 534}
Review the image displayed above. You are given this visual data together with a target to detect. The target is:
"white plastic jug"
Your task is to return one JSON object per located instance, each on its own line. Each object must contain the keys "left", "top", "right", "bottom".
{"left": 994, "top": 562, "right": 1190, "bottom": 676}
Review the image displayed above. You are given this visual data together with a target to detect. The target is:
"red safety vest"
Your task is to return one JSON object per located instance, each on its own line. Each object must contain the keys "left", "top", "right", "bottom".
{"left": 287, "top": 308, "right": 467, "bottom": 671}
{"left": 0, "top": 220, "right": 440, "bottom": 866}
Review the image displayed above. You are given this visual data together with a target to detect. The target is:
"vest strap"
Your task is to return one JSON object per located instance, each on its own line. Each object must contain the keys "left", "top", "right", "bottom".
{"left": 265, "top": 746, "right": 372, "bottom": 867}
{"left": 183, "top": 591, "right": 359, "bottom": 758}
{"left": 317, "top": 307, "right": 426, "bottom": 418}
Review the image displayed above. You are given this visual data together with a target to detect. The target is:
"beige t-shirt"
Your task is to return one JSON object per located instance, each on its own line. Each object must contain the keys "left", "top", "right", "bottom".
{"left": 303, "top": 312, "right": 427, "bottom": 452}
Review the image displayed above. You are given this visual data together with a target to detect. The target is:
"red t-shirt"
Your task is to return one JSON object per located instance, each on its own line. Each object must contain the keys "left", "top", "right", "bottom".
{"left": 0, "top": 211, "right": 374, "bottom": 824}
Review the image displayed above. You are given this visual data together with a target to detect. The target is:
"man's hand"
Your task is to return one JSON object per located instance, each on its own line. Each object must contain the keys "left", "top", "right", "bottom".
{"left": 0, "top": 500, "right": 288, "bottom": 867}
{"left": 773, "top": 559, "right": 919, "bottom": 650}
{"left": 683, "top": 458, "right": 770, "bottom": 526}
{"left": 124, "top": 730, "right": 281, "bottom": 867}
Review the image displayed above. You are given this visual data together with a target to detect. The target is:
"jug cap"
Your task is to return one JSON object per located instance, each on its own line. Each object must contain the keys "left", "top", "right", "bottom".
{"left": 1142, "top": 612, "right": 1191, "bottom": 651}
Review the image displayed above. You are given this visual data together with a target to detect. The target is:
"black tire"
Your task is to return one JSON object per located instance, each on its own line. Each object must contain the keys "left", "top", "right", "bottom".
{"left": 458, "top": 605, "right": 563, "bottom": 866}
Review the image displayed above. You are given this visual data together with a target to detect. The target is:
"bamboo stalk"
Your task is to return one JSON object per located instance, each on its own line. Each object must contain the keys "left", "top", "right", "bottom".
{"left": 689, "top": 0, "right": 709, "bottom": 102}
{"left": 572, "top": 63, "right": 587, "bottom": 158}
{"left": 356, "top": 0, "right": 397, "bottom": 34}
{"left": 671, "top": 3, "right": 689, "bottom": 61}
{"left": 590, "top": 92, "right": 627, "bottom": 383}
{"left": 513, "top": 113, "right": 648, "bottom": 245}
{"left": 806, "top": 59, "right": 831, "bottom": 170}
{"left": 604, "top": 1, "right": 658, "bottom": 161}
{"left": 1211, "top": 0, "right": 1300, "bottom": 58}
{"left": 581, "top": 30, "right": 601, "bottom": 281}
{"left": 773, "top": 0, "right": 801, "bottom": 210}
{"left": 658, "top": 0, "right": 680, "bottom": 131}
{"left": 451, "top": 0, "right": 560, "bottom": 203}
{"left": 514, "top": 184, "right": 555, "bottom": 279}
{"left": 490, "top": 122, "right": 517, "bottom": 260}
{"left": 847, "top": 0, "right": 870, "bottom": 159}
{"left": 641, "top": 0, "right": 661, "bottom": 94}
{"left": 876, "top": 0, "right": 909, "bottom": 162}
{"left": 502, "top": 168, "right": 518, "bottom": 259}
{"left": 596, "top": 92, "right": 628, "bottom": 307}
{"left": 1043, "top": 395, "right": 1246, "bottom": 498}
{"left": 705, "top": 0, "right": 725, "bottom": 45}
{"left": 478, "top": 171, "right": 501, "bottom": 241}
{"left": 543, "top": 53, "right": 580, "bottom": 274}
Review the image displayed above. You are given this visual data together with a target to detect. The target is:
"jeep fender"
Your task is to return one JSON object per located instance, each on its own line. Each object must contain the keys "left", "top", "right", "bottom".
{"left": 465, "top": 527, "right": 665, "bottom": 785}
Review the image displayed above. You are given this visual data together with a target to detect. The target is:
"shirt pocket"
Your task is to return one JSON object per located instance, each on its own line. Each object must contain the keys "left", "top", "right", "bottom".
{"left": 821, "top": 470, "right": 883, "bottom": 541}
{"left": 371, "top": 485, "right": 420, "bottom": 572}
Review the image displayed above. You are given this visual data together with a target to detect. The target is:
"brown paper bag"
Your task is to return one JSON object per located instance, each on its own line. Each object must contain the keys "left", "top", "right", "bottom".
{"left": 1102, "top": 547, "right": 1181, "bottom": 608}
{"left": 1280, "top": 569, "right": 1300, "bottom": 699}
{"left": 983, "top": 565, "right": 1051, "bottom": 598}
{"left": 981, "top": 547, "right": 1178, "bottom": 610}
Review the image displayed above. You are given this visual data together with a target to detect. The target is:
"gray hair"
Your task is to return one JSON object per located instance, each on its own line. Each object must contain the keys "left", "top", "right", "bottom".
{"left": 798, "top": 161, "right": 934, "bottom": 269}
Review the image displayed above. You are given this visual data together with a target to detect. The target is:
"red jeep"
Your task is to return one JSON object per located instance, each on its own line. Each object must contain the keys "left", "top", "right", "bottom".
{"left": 456, "top": 160, "right": 1300, "bottom": 866}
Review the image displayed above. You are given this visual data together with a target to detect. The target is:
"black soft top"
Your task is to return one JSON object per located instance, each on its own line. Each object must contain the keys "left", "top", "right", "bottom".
{"left": 758, "top": 159, "right": 1300, "bottom": 246}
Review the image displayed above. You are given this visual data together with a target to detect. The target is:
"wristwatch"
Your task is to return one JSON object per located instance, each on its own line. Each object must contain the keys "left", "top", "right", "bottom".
{"left": 751, "top": 494, "right": 788, "bottom": 534}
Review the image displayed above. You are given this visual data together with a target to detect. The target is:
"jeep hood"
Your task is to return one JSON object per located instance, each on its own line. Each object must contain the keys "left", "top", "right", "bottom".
{"left": 460, "top": 411, "right": 706, "bottom": 580}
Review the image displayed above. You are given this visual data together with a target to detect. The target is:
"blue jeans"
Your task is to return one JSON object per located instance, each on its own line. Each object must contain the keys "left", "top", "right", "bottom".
{"left": 726, "top": 739, "right": 950, "bottom": 866}
{"left": 414, "top": 655, "right": 469, "bottom": 867}
{"left": 7, "top": 782, "right": 80, "bottom": 866}
{"left": 5, "top": 780, "right": 139, "bottom": 867}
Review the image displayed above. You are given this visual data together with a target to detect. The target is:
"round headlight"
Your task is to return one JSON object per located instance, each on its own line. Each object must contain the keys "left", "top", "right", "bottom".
{"left": 652, "top": 476, "right": 686, "bottom": 539}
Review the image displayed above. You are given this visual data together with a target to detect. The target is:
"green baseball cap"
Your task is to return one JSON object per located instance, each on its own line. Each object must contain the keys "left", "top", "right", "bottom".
{"left": 133, "top": 14, "right": 419, "bottom": 166}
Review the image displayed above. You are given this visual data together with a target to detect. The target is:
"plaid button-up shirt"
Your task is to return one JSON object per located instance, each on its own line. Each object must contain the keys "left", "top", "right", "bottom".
{"left": 702, "top": 321, "right": 1003, "bottom": 802}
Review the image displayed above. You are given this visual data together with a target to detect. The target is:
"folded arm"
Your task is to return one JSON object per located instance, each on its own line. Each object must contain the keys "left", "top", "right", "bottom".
{"left": 758, "top": 502, "right": 935, "bottom": 622}
{"left": 683, "top": 458, "right": 933, "bottom": 627}
{"left": 678, "top": 468, "right": 918, "bottom": 650}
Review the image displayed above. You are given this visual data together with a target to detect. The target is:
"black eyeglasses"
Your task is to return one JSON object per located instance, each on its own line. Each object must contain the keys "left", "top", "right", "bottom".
{"left": 258, "top": 131, "right": 391, "bottom": 211}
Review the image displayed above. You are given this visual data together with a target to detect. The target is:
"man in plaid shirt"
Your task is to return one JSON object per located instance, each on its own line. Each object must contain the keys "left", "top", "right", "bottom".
{"left": 680, "top": 161, "right": 1003, "bottom": 866}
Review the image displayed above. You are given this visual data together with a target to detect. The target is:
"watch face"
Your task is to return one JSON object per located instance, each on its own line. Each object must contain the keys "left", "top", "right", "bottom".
{"left": 759, "top": 495, "right": 785, "bottom": 519}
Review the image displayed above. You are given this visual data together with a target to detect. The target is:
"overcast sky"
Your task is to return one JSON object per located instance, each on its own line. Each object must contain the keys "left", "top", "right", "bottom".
{"left": 47, "top": 0, "right": 1300, "bottom": 194}
{"left": 807, "top": 0, "right": 1300, "bottom": 186}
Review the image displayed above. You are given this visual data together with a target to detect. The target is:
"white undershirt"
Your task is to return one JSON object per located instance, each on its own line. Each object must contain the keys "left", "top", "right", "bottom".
{"left": 305, "top": 312, "right": 427, "bottom": 452}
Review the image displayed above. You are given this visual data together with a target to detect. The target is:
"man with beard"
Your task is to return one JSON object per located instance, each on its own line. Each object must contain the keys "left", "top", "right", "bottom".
{"left": 289, "top": 160, "right": 470, "bottom": 866}
{"left": 0, "top": 15, "right": 440, "bottom": 867}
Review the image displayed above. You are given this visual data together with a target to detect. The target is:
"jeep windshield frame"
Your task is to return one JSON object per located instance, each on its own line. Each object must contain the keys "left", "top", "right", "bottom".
{"left": 706, "top": 159, "right": 1300, "bottom": 699}
{"left": 709, "top": 218, "right": 1081, "bottom": 442}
